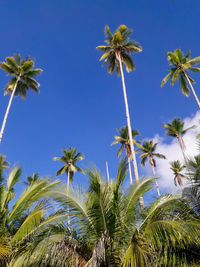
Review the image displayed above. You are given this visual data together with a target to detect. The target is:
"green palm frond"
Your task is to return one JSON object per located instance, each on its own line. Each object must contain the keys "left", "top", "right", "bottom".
{"left": 180, "top": 73, "right": 190, "bottom": 96}
{"left": 53, "top": 147, "right": 84, "bottom": 182}
{"left": 11, "top": 205, "right": 44, "bottom": 244}
{"left": 163, "top": 117, "right": 195, "bottom": 137}
{"left": 1, "top": 54, "right": 42, "bottom": 99}
{"left": 111, "top": 126, "right": 140, "bottom": 158}
{"left": 6, "top": 167, "right": 21, "bottom": 192}
{"left": 161, "top": 49, "right": 200, "bottom": 100}
{"left": 188, "top": 56, "right": 200, "bottom": 66}
{"left": 97, "top": 24, "right": 142, "bottom": 75}
{"left": 7, "top": 179, "right": 59, "bottom": 224}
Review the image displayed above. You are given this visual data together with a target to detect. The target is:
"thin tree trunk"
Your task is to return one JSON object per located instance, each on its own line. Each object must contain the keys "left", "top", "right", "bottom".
{"left": 150, "top": 156, "right": 160, "bottom": 197}
{"left": 184, "top": 72, "right": 200, "bottom": 109}
{"left": 0, "top": 77, "right": 20, "bottom": 144}
{"left": 106, "top": 160, "right": 110, "bottom": 183}
{"left": 117, "top": 54, "right": 144, "bottom": 209}
{"left": 67, "top": 169, "right": 70, "bottom": 229}
{"left": 128, "top": 157, "right": 133, "bottom": 184}
{"left": 177, "top": 135, "right": 188, "bottom": 164}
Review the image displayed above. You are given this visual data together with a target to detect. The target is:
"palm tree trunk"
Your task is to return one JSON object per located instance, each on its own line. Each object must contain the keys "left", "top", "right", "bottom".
{"left": 117, "top": 54, "right": 144, "bottom": 209}
{"left": 184, "top": 72, "right": 200, "bottom": 109}
{"left": 106, "top": 160, "right": 110, "bottom": 183}
{"left": 0, "top": 77, "right": 20, "bottom": 144}
{"left": 67, "top": 170, "right": 70, "bottom": 229}
{"left": 128, "top": 157, "right": 133, "bottom": 184}
{"left": 177, "top": 135, "right": 188, "bottom": 163}
{"left": 150, "top": 156, "right": 160, "bottom": 197}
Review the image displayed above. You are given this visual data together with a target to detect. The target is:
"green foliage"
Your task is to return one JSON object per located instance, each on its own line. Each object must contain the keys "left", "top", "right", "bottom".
{"left": 163, "top": 117, "right": 195, "bottom": 138}
{"left": 53, "top": 147, "right": 84, "bottom": 182}
{"left": 0, "top": 54, "right": 42, "bottom": 99}
{"left": 0, "top": 165, "right": 60, "bottom": 266}
{"left": 111, "top": 126, "right": 140, "bottom": 158}
{"left": 138, "top": 140, "right": 166, "bottom": 167}
{"left": 170, "top": 160, "right": 186, "bottom": 187}
{"left": 97, "top": 25, "right": 142, "bottom": 75}
{"left": 161, "top": 48, "right": 200, "bottom": 98}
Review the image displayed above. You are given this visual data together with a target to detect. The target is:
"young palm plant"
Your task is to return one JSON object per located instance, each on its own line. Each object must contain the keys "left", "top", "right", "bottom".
{"left": 163, "top": 117, "right": 195, "bottom": 162}
{"left": 50, "top": 159, "right": 200, "bottom": 266}
{"left": 96, "top": 25, "right": 142, "bottom": 187}
{"left": 170, "top": 160, "right": 186, "bottom": 191}
{"left": 111, "top": 126, "right": 140, "bottom": 184}
{"left": 0, "top": 54, "right": 42, "bottom": 143}
{"left": 161, "top": 48, "right": 200, "bottom": 108}
{"left": 0, "top": 167, "right": 60, "bottom": 266}
{"left": 138, "top": 140, "right": 166, "bottom": 197}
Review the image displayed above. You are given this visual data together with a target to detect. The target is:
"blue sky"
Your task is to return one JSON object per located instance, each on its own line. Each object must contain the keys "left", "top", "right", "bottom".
{"left": 0, "top": 0, "right": 200, "bottom": 198}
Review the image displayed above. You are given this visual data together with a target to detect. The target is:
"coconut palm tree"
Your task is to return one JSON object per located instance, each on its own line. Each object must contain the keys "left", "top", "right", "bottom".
{"left": 138, "top": 140, "right": 166, "bottom": 197}
{"left": 161, "top": 48, "right": 200, "bottom": 108}
{"left": 53, "top": 147, "right": 84, "bottom": 189}
{"left": 96, "top": 25, "right": 142, "bottom": 187}
{"left": 111, "top": 126, "right": 140, "bottom": 184}
{"left": 50, "top": 159, "right": 200, "bottom": 266}
{"left": 53, "top": 147, "right": 85, "bottom": 227}
{"left": 170, "top": 160, "right": 186, "bottom": 190}
{"left": 0, "top": 54, "right": 42, "bottom": 143}
{"left": 163, "top": 117, "right": 195, "bottom": 162}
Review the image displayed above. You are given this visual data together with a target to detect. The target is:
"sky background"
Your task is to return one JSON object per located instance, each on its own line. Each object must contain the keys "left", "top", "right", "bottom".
{"left": 0, "top": 0, "right": 200, "bottom": 201}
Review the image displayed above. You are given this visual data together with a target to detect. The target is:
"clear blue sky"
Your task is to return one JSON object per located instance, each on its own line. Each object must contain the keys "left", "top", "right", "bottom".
{"left": 0, "top": 0, "right": 200, "bottom": 197}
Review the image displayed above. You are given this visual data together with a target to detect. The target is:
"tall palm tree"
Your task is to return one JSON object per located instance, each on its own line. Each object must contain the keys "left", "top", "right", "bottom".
{"left": 0, "top": 54, "right": 42, "bottom": 143}
{"left": 53, "top": 147, "right": 84, "bottom": 228}
{"left": 163, "top": 117, "right": 195, "bottom": 162}
{"left": 138, "top": 140, "right": 166, "bottom": 197}
{"left": 53, "top": 147, "right": 85, "bottom": 189}
{"left": 161, "top": 48, "right": 200, "bottom": 108}
{"left": 170, "top": 160, "right": 186, "bottom": 190}
{"left": 111, "top": 126, "right": 140, "bottom": 184}
{"left": 96, "top": 25, "right": 142, "bottom": 186}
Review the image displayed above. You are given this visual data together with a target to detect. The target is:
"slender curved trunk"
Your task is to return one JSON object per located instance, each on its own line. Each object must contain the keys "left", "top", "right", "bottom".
{"left": 150, "top": 156, "right": 160, "bottom": 197}
{"left": 117, "top": 54, "right": 144, "bottom": 209}
{"left": 67, "top": 170, "right": 70, "bottom": 228}
{"left": 0, "top": 77, "right": 20, "bottom": 144}
{"left": 128, "top": 157, "right": 133, "bottom": 185}
{"left": 177, "top": 135, "right": 188, "bottom": 164}
{"left": 184, "top": 72, "right": 200, "bottom": 109}
{"left": 106, "top": 160, "right": 110, "bottom": 183}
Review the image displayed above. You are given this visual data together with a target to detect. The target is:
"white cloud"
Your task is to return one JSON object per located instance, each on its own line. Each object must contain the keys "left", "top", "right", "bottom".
{"left": 146, "top": 111, "right": 200, "bottom": 193}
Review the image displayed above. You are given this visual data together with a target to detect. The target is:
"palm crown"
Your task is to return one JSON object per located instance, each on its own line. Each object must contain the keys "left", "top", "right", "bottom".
{"left": 161, "top": 48, "right": 200, "bottom": 97}
{"left": 111, "top": 126, "right": 140, "bottom": 158}
{"left": 96, "top": 25, "right": 142, "bottom": 75}
{"left": 53, "top": 147, "right": 84, "bottom": 181}
{"left": 138, "top": 140, "right": 166, "bottom": 167}
{"left": 163, "top": 117, "right": 195, "bottom": 138}
{"left": 0, "top": 54, "right": 42, "bottom": 99}
{"left": 170, "top": 160, "right": 186, "bottom": 187}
